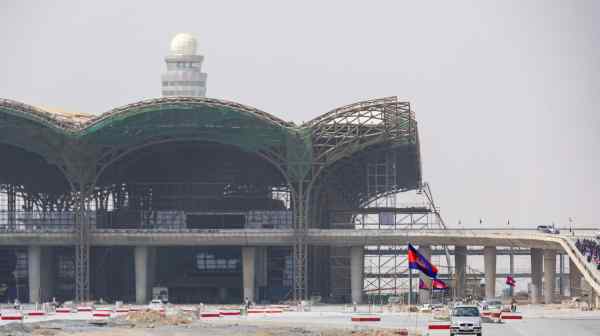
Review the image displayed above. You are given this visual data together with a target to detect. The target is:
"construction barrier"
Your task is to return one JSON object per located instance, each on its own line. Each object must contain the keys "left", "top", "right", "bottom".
{"left": 490, "top": 310, "right": 502, "bottom": 323}
{"left": 247, "top": 308, "right": 283, "bottom": 314}
{"left": 76, "top": 306, "right": 93, "bottom": 312}
{"left": 1, "top": 311, "right": 23, "bottom": 321}
{"left": 56, "top": 308, "right": 72, "bottom": 313}
{"left": 428, "top": 324, "right": 450, "bottom": 330}
{"left": 115, "top": 307, "right": 130, "bottom": 313}
{"left": 200, "top": 312, "right": 221, "bottom": 318}
{"left": 92, "top": 311, "right": 112, "bottom": 317}
{"left": 351, "top": 314, "right": 381, "bottom": 322}
{"left": 501, "top": 313, "right": 523, "bottom": 320}
{"left": 27, "top": 311, "right": 46, "bottom": 316}
{"left": 427, "top": 322, "right": 451, "bottom": 336}
{"left": 219, "top": 310, "right": 241, "bottom": 316}
{"left": 247, "top": 309, "right": 267, "bottom": 314}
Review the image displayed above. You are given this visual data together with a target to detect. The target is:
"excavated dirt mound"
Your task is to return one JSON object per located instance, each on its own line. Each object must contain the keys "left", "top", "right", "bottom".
{"left": 123, "top": 309, "right": 193, "bottom": 327}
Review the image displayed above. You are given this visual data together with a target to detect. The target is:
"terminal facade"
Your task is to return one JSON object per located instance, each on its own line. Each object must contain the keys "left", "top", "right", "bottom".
{"left": 2, "top": 34, "right": 587, "bottom": 306}
{"left": 0, "top": 94, "right": 420, "bottom": 304}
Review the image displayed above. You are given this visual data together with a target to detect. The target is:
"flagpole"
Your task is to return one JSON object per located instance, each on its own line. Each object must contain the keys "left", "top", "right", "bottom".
{"left": 408, "top": 267, "right": 413, "bottom": 308}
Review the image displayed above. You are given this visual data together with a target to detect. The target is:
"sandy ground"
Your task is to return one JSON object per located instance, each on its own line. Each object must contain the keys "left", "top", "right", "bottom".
{"left": 1, "top": 305, "right": 600, "bottom": 336}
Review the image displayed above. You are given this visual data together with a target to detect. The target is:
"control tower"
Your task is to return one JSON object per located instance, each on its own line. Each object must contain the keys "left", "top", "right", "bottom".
{"left": 161, "top": 33, "right": 207, "bottom": 97}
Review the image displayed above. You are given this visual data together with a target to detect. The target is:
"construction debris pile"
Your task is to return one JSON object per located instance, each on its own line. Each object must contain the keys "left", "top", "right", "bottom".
{"left": 123, "top": 310, "right": 193, "bottom": 327}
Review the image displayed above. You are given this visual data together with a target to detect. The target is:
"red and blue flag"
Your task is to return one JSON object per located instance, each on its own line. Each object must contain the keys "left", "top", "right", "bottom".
{"left": 408, "top": 244, "right": 438, "bottom": 278}
{"left": 506, "top": 275, "right": 516, "bottom": 287}
{"left": 432, "top": 279, "right": 448, "bottom": 290}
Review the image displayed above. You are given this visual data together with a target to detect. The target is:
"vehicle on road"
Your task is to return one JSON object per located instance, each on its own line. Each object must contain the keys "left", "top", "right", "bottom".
{"left": 418, "top": 304, "right": 432, "bottom": 313}
{"left": 485, "top": 299, "right": 503, "bottom": 311}
{"left": 537, "top": 225, "right": 560, "bottom": 234}
{"left": 450, "top": 304, "right": 482, "bottom": 336}
{"left": 148, "top": 299, "right": 164, "bottom": 311}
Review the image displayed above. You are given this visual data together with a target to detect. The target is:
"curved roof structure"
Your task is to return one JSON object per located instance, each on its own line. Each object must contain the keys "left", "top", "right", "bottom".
{"left": 0, "top": 96, "right": 420, "bottom": 190}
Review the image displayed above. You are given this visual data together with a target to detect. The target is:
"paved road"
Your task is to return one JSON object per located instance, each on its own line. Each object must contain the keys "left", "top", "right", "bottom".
{"left": 481, "top": 317, "right": 600, "bottom": 336}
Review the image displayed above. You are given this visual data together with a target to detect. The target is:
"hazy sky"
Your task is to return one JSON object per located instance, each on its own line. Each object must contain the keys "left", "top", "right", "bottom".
{"left": 1, "top": 0, "right": 598, "bottom": 228}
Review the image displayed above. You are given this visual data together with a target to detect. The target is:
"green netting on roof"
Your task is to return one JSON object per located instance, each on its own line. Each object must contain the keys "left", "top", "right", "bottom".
{"left": 0, "top": 96, "right": 421, "bottom": 187}
{"left": 0, "top": 107, "right": 69, "bottom": 161}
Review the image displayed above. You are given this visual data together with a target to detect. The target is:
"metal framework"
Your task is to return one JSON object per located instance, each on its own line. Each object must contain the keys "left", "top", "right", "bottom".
{"left": 0, "top": 96, "right": 421, "bottom": 302}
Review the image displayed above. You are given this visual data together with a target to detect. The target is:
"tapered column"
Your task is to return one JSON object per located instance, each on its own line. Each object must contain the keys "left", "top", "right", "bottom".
{"left": 543, "top": 250, "right": 556, "bottom": 304}
{"left": 242, "top": 247, "right": 256, "bottom": 303}
{"left": 569, "top": 257, "right": 582, "bottom": 297}
{"left": 135, "top": 246, "right": 149, "bottom": 304}
{"left": 350, "top": 246, "right": 364, "bottom": 304}
{"left": 454, "top": 246, "right": 467, "bottom": 299}
{"left": 28, "top": 246, "right": 42, "bottom": 303}
{"left": 484, "top": 246, "right": 496, "bottom": 299}
{"left": 419, "top": 246, "right": 432, "bottom": 303}
{"left": 530, "top": 248, "right": 543, "bottom": 303}
{"left": 148, "top": 247, "right": 156, "bottom": 300}
{"left": 256, "top": 247, "right": 268, "bottom": 287}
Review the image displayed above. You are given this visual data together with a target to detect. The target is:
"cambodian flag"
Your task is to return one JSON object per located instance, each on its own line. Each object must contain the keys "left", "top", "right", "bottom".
{"left": 506, "top": 275, "right": 516, "bottom": 287}
{"left": 408, "top": 244, "right": 438, "bottom": 278}
{"left": 432, "top": 279, "right": 448, "bottom": 290}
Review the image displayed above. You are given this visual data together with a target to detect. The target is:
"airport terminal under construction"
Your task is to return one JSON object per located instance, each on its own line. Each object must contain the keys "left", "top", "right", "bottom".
{"left": 1, "top": 96, "right": 599, "bottom": 307}
{"left": 0, "top": 95, "right": 438, "bottom": 304}
{"left": 1, "top": 34, "right": 598, "bottom": 310}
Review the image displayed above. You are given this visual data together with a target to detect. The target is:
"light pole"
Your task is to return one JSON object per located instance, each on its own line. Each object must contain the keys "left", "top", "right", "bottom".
{"left": 569, "top": 217, "right": 574, "bottom": 236}
{"left": 12, "top": 271, "right": 19, "bottom": 304}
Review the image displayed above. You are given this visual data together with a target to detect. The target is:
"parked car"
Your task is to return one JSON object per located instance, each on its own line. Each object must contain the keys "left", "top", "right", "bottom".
{"left": 450, "top": 304, "right": 482, "bottom": 336}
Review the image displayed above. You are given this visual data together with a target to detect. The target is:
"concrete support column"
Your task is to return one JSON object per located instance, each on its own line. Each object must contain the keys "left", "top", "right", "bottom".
{"left": 543, "top": 250, "right": 557, "bottom": 304}
{"left": 454, "top": 246, "right": 467, "bottom": 299}
{"left": 509, "top": 248, "right": 515, "bottom": 297}
{"left": 350, "top": 246, "right": 364, "bottom": 304}
{"left": 28, "top": 246, "right": 42, "bottom": 303}
{"left": 569, "top": 257, "right": 582, "bottom": 297}
{"left": 242, "top": 247, "right": 256, "bottom": 303}
{"left": 483, "top": 246, "right": 496, "bottom": 299}
{"left": 419, "top": 246, "right": 432, "bottom": 304}
{"left": 530, "top": 248, "right": 543, "bottom": 303}
{"left": 42, "top": 248, "right": 54, "bottom": 301}
{"left": 218, "top": 287, "right": 228, "bottom": 303}
{"left": 135, "top": 246, "right": 149, "bottom": 304}
{"left": 28, "top": 246, "right": 54, "bottom": 303}
{"left": 256, "top": 247, "right": 268, "bottom": 287}
{"left": 148, "top": 248, "right": 156, "bottom": 300}
{"left": 255, "top": 247, "right": 268, "bottom": 302}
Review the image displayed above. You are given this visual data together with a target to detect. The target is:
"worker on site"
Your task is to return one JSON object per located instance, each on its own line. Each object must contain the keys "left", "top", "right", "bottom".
{"left": 510, "top": 297, "right": 517, "bottom": 312}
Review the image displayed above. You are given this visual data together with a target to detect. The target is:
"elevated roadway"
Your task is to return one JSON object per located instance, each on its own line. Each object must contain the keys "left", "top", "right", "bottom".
{"left": 3, "top": 227, "right": 599, "bottom": 299}
{"left": 0, "top": 228, "right": 596, "bottom": 248}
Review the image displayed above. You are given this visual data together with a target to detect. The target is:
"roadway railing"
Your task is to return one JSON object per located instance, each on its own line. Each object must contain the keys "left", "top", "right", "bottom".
{"left": 0, "top": 211, "right": 75, "bottom": 232}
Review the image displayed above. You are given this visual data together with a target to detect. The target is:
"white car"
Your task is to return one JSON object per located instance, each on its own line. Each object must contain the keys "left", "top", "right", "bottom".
{"left": 148, "top": 299, "right": 164, "bottom": 311}
{"left": 537, "top": 225, "right": 560, "bottom": 234}
{"left": 450, "top": 305, "right": 482, "bottom": 336}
